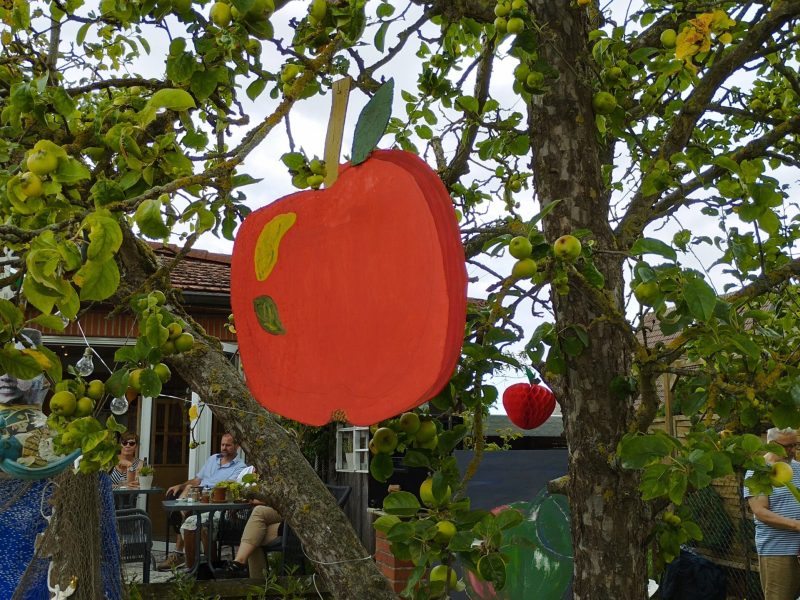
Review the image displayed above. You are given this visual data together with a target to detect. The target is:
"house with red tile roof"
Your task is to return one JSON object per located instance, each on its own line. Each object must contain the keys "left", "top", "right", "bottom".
{"left": 25, "top": 243, "right": 237, "bottom": 536}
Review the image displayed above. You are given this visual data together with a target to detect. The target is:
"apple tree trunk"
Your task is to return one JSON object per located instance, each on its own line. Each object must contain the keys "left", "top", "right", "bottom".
{"left": 528, "top": 0, "right": 651, "bottom": 597}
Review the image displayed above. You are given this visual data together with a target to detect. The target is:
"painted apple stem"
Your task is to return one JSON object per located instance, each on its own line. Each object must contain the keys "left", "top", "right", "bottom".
{"left": 323, "top": 77, "right": 352, "bottom": 188}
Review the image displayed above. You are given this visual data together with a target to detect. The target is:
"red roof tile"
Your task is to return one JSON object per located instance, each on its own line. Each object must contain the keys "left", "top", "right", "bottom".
{"left": 150, "top": 243, "right": 231, "bottom": 295}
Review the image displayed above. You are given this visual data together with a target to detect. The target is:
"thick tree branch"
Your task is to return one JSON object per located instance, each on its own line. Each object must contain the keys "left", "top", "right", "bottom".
{"left": 649, "top": 114, "right": 800, "bottom": 219}
{"left": 727, "top": 256, "right": 800, "bottom": 305}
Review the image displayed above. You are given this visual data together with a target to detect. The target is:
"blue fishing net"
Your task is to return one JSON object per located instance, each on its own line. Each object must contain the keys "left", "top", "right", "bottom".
{"left": 0, "top": 473, "right": 122, "bottom": 600}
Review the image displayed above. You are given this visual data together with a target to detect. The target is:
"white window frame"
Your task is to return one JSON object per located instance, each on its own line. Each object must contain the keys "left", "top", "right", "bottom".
{"left": 335, "top": 424, "right": 370, "bottom": 473}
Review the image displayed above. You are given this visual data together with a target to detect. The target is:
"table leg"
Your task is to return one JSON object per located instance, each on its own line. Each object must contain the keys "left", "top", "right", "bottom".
{"left": 207, "top": 510, "right": 217, "bottom": 579}
{"left": 192, "top": 512, "right": 203, "bottom": 577}
{"left": 164, "top": 515, "right": 170, "bottom": 558}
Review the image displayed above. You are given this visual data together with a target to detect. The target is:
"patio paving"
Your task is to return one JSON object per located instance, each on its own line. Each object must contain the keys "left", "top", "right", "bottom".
{"left": 121, "top": 540, "right": 238, "bottom": 586}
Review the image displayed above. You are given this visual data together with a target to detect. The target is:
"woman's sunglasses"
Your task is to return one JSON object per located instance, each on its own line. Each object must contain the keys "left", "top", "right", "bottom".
{"left": 121, "top": 440, "right": 137, "bottom": 446}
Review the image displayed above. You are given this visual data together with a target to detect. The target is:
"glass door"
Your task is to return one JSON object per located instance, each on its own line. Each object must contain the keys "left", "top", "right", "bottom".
{"left": 148, "top": 394, "right": 190, "bottom": 539}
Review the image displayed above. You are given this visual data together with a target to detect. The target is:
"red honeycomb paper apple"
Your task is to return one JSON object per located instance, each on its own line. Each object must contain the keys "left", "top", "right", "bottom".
{"left": 502, "top": 382, "right": 556, "bottom": 430}
{"left": 231, "top": 149, "right": 467, "bottom": 425}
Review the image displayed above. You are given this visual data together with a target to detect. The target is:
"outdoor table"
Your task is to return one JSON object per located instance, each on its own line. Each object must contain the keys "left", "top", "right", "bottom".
{"left": 113, "top": 485, "right": 163, "bottom": 510}
{"left": 162, "top": 499, "right": 251, "bottom": 577}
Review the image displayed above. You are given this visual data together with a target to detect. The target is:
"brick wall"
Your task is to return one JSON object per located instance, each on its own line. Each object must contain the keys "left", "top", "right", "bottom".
{"left": 374, "top": 528, "right": 414, "bottom": 594}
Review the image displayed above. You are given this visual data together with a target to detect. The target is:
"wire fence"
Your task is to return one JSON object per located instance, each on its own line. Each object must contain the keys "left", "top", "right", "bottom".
{"left": 683, "top": 474, "right": 762, "bottom": 600}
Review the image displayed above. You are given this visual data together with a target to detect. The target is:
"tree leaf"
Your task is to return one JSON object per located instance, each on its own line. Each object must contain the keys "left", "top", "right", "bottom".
{"left": 374, "top": 21, "right": 388, "bottom": 52}
{"left": 85, "top": 213, "right": 123, "bottom": 260}
{"left": 478, "top": 553, "right": 507, "bottom": 589}
{"left": 0, "top": 345, "right": 43, "bottom": 379}
{"left": 618, "top": 432, "right": 677, "bottom": 469}
{"left": 22, "top": 276, "right": 59, "bottom": 315}
{"left": 0, "top": 298, "right": 24, "bottom": 329}
{"left": 28, "top": 313, "right": 67, "bottom": 332}
{"left": 139, "top": 367, "right": 162, "bottom": 398}
{"left": 135, "top": 199, "right": 171, "bottom": 239}
{"left": 630, "top": 237, "right": 677, "bottom": 261}
{"left": 683, "top": 277, "right": 716, "bottom": 322}
{"left": 74, "top": 259, "right": 120, "bottom": 301}
{"left": 246, "top": 79, "right": 267, "bottom": 101}
{"left": 370, "top": 452, "right": 394, "bottom": 482}
{"left": 351, "top": 79, "right": 394, "bottom": 166}
{"left": 147, "top": 88, "right": 196, "bottom": 111}
{"left": 52, "top": 87, "right": 76, "bottom": 117}
{"left": 382, "top": 490, "right": 421, "bottom": 517}
{"left": 53, "top": 157, "right": 90, "bottom": 183}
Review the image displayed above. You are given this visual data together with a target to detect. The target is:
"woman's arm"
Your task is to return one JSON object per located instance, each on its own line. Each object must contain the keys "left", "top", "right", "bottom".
{"left": 126, "top": 458, "right": 141, "bottom": 484}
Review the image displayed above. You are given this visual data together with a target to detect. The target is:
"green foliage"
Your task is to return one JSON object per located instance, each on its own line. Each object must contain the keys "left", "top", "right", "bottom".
{"left": 2, "top": 0, "right": 800, "bottom": 593}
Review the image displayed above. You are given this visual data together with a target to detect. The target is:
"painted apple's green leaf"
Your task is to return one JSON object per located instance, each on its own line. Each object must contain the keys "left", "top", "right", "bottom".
{"left": 351, "top": 79, "right": 394, "bottom": 166}
{"left": 254, "top": 296, "right": 285, "bottom": 335}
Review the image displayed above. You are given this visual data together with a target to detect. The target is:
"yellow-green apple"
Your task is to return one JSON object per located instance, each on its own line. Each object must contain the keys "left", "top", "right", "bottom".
{"left": 371, "top": 427, "right": 399, "bottom": 454}
{"left": 511, "top": 258, "right": 537, "bottom": 279}
{"left": 50, "top": 391, "right": 77, "bottom": 417}
{"left": 398, "top": 412, "right": 421, "bottom": 435}
{"left": 553, "top": 235, "right": 582, "bottom": 260}
{"left": 508, "top": 236, "right": 533, "bottom": 259}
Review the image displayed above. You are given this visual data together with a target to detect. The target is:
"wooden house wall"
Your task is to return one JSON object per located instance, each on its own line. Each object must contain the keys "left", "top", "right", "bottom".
{"left": 328, "top": 470, "right": 374, "bottom": 554}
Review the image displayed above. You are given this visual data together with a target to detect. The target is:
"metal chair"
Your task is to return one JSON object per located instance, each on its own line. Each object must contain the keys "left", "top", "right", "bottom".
{"left": 116, "top": 508, "right": 153, "bottom": 583}
{"left": 262, "top": 521, "right": 304, "bottom": 575}
{"left": 216, "top": 506, "right": 254, "bottom": 559}
{"left": 325, "top": 484, "right": 352, "bottom": 508}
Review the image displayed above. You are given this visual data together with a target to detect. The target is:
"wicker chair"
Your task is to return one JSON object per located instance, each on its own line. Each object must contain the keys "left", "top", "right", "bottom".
{"left": 116, "top": 508, "right": 153, "bottom": 583}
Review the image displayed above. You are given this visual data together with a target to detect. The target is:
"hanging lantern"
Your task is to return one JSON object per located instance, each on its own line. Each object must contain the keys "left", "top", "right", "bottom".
{"left": 502, "top": 371, "right": 556, "bottom": 430}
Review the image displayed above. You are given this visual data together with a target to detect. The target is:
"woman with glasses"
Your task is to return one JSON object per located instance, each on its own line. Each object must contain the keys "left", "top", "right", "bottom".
{"left": 111, "top": 432, "right": 142, "bottom": 486}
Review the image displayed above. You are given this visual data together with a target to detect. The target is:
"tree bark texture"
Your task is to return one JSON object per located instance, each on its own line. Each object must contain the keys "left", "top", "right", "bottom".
{"left": 529, "top": 2, "right": 649, "bottom": 598}
{"left": 114, "top": 231, "right": 397, "bottom": 600}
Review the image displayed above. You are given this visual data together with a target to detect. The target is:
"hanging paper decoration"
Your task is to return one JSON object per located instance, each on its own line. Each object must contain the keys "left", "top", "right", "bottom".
{"left": 502, "top": 378, "right": 557, "bottom": 430}
{"left": 231, "top": 149, "right": 467, "bottom": 426}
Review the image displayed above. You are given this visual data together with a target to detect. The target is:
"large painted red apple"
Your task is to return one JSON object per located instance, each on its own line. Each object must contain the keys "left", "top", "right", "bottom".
{"left": 231, "top": 149, "right": 467, "bottom": 425}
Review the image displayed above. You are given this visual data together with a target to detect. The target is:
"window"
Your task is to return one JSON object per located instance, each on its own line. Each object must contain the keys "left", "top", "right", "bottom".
{"left": 336, "top": 425, "right": 369, "bottom": 473}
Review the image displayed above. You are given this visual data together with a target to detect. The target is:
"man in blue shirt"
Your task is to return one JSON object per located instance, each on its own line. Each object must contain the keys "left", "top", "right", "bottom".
{"left": 157, "top": 433, "right": 247, "bottom": 570}
{"left": 744, "top": 427, "right": 800, "bottom": 600}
